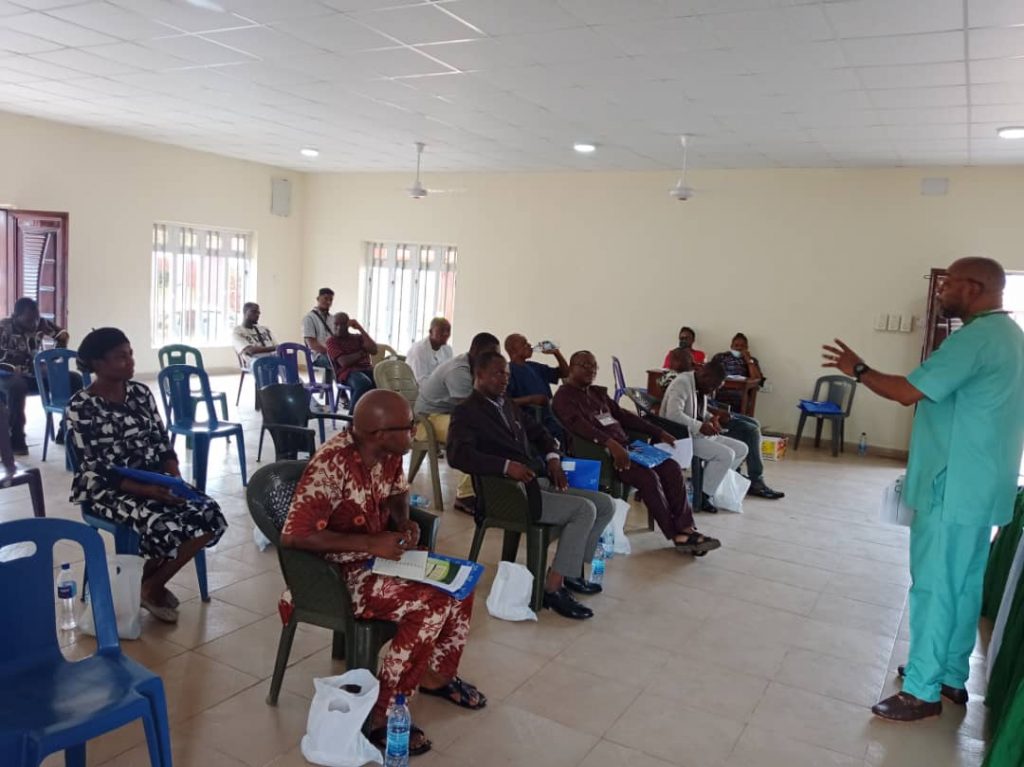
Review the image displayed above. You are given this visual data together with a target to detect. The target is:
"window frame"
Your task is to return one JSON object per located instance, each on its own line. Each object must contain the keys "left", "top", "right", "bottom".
{"left": 150, "top": 221, "right": 256, "bottom": 350}
{"left": 360, "top": 241, "right": 457, "bottom": 352}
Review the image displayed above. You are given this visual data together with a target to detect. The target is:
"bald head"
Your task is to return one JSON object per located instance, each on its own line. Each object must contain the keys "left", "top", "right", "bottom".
{"left": 352, "top": 389, "right": 412, "bottom": 434}
{"left": 504, "top": 333, "right": 531, "bottom": 362}
{"left": 940, "top": 257, "right": 1006, "bottom": 319}
{"left": 949, "top": 257, "right": 1006, "bottom": 293}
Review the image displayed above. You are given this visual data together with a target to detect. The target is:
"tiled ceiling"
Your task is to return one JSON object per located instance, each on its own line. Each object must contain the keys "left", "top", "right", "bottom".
{"left": 2, "top": 0, "right": 1024, "bottom": 171}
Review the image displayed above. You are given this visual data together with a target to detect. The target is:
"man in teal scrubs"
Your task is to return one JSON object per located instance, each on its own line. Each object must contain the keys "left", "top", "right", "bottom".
{"left": 823, "top": 257, "right": 1024, "bottom": 722}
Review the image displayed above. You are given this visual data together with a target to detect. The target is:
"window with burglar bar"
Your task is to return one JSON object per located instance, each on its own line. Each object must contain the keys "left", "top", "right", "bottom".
{"left": 150, "top": 223, "right": 255, "bottom": 348}
{"left": 360, "top": 241, "right": 457, "bottom": 352}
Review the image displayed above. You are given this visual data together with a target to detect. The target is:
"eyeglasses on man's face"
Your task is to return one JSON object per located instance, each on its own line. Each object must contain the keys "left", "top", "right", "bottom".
{"left": 376, "top": 420, "right": 417, "bottom": 433}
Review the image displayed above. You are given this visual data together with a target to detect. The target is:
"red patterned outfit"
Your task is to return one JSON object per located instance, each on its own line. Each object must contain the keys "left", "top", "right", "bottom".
{"left": 283, "top": 431, "right": 474, "bottom": 717}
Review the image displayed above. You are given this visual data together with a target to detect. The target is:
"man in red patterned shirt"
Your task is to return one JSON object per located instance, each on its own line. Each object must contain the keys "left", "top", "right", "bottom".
{"left": 281, "top": 389, "right": 485, "bottom": 756}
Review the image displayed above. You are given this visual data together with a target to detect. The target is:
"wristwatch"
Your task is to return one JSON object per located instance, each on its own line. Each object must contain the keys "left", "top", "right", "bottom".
{"left": 853, "top": 361, "right": 870, "bottom": 382}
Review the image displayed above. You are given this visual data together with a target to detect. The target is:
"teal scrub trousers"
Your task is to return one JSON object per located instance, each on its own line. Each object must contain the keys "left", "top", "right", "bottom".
{"left": 904, "top": 505, "right": 992, "bottom": 702}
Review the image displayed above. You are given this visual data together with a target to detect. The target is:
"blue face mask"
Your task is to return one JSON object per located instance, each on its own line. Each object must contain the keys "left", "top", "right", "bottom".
{"left": 730, "top": 349, "right": 743, "bottom": 358}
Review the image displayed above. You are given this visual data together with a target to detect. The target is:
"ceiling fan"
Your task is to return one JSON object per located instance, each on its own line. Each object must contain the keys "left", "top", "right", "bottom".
{"left": 405, "top": 142, "right": 463, "bottom": 199}
{"left": 669, "top": 135, "right": 696, "bottom": 201}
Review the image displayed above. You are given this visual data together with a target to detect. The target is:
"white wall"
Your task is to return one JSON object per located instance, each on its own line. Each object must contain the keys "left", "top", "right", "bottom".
{"left": 0, "top": 111, "right": 306, "bottom": 374}
{"left": 303, "top": 167, "right": 1024, "bottom": 452}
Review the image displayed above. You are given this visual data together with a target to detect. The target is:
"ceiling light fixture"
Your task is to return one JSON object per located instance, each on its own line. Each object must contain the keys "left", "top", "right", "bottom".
{"left": 573, "top": 142, "right": 597, "bottom": 154}
{"left": 997, "top": 126, "right": 1024, "bottom": 139}
{"left": 300, "top": 147, "right": 320, "bottom": 158}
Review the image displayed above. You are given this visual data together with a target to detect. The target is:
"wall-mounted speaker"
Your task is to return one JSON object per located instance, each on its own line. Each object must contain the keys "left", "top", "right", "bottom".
{"left": 271, "top": 177, "right": 292, "bottom": 216}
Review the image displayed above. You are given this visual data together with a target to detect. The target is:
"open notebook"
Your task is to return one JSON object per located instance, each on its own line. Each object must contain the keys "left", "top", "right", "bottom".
{"left": 371, "top": 551, "right": 483, "bottom": 600}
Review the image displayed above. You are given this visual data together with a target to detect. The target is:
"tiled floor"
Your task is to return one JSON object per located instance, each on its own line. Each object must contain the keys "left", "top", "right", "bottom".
{"left": 2, "top": 374, "right": 993, "bottom": 767}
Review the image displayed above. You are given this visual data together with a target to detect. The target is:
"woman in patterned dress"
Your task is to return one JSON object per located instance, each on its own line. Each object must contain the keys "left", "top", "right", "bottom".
{"left": 67, "top": 327, "right": 227, "bottom": 623}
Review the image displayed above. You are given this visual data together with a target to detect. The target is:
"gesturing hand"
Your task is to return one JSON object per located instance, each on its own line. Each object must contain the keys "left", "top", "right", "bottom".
{"left": 821, "top": 339, "right": 862, "bottom": 377}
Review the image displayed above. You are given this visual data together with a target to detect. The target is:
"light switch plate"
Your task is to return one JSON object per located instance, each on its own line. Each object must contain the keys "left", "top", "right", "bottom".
{"left": 874, "top": 313, "right": 889, "bottom": 330}
{"left": 887, "top": 314, "right": 902, "bottom": 331}
{"left": 899, "top": 315, "right": 914, "bottom": 332}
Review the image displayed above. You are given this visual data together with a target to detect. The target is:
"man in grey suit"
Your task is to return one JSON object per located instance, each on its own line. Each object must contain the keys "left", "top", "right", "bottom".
{"left": 447, "top": 351, "right": 614, "bottom": 620}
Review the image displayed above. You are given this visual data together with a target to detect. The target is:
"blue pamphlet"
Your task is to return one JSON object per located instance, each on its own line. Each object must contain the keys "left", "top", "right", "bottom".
{"left": 111, "top": 467, "right": 204, "bottom": 502}
{"left": 371, "top": 551, "right": 484, "bottom": 601}
{"left": 561, "top": 457, "right": 601, "bottom": 491}
{"left": 798, "top": 399, "right": 843, "bottom": 415}
{"left": 628, "top": 440, "right": 671, "bottom": 468}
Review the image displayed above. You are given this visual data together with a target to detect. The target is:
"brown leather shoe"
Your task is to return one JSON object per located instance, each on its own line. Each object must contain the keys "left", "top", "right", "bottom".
{"left": 871, "top": 692, "right": 942, "bottom": 721}
{"left": 896, "top": 665, "right": 969, "bottom": 705}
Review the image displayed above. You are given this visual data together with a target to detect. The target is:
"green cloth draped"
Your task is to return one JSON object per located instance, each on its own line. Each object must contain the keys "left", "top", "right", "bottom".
{"left": 982, "top": 489, "right": 1024, "bottom": 765}
{"left": 983, "top": 492, "right": 1024, "bottom": 620}
{"left": 984, "top": 677, "right": 1024, "bottom": 767}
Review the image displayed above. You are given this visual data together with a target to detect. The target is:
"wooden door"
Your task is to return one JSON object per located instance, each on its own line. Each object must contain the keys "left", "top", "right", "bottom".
{"left": 0, "top": 210, "right": 68, "bottom": 326}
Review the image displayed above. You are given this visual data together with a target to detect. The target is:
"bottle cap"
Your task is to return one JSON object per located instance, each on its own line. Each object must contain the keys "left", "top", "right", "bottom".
{"left": 61, "top": 563, "right": 70, "bottom": 570}
{"left": 395, "top": 694, "right": 406, "bottom": 705}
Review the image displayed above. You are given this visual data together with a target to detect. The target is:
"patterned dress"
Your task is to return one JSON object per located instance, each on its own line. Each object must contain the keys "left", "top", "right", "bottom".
{"left": 67, "top": 381, "right": 227, "bottom": 559}
{"left": 283, "top": 430, "right": 474, "bottom": 717}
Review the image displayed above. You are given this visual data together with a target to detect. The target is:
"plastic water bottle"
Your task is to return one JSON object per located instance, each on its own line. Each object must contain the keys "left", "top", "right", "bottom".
{"left": 601, "top": 530, "right": 615, "bottom": 560}
{"left": 858, "top": 433, "right": 868, "bottom": 457}
{"left": 56, "top": 563, "right": 77, "bottom": 631}
{"left": 410, "top": 494, "right": 428, "bottom": 510}
{"left": 590, "top": 544, "right": 606, "bottom": 586}
{"left": 384, "top": 694, "right": 411, "bottom": 767}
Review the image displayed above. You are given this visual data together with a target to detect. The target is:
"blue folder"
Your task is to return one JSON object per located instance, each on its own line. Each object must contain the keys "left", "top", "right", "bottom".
{"left": 627, "top": 440, "right": 671, "bottom": 468}
{"left": 798, "top": 399, "right": 843, "bottom": 415}
{"left": 561, "top": 458, "right": 601, "bottom": 491}
{"left": 111, "top": 467, "right": 204, "bottom": 502}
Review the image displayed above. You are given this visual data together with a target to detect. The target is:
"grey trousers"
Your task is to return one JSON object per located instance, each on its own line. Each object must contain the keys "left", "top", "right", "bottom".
{"left": 536, "top": 479, "right": 616, "bottom": 578}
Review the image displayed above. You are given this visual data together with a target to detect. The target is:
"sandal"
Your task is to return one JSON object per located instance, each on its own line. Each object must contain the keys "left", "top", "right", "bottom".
{"left": 162, "top": 587, "right": 180, "bottom": 609}
{"left": 674, "top": 532, "right": 721, "bottom": 555}
{"left": 368, "top": 724, "right": 432, "bottom": 756}
{"left": 419, "top": 676, "right": 488, "bottom": 710}
{"left": 141, "top": 595, "right": 179, "bottom": 623}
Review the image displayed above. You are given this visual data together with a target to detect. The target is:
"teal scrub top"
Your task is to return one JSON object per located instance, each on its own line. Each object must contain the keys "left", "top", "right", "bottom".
{"left": 906, "top": 312, "right": 1024, "bottom": 527}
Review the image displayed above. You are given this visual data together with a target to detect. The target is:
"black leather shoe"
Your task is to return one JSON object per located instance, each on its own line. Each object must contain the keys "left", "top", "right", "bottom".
{"left": 700, "top": 495, "right": 718, "bottom": 513}
{"left": 543, "top": 588, "right": 593, "bottom": 620}
{"left": 747, "top": 480, "right": 784, "bottom": 499}
{"left": 872, "top": 692, "right": 941, "bottom": 721}
{"left": 564, "top": 577, "right": 602, "bottom": 595}
{"left": 897, "top": 665, "right": 968, "bottom": 705}
{"left": 453, "top": 496, "right": 476, "bottom": 516}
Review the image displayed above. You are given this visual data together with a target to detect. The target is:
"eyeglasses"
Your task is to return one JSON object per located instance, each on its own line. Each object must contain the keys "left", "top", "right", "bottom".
{"left": 375, "top": 421, "right": 417, "bottom": 433}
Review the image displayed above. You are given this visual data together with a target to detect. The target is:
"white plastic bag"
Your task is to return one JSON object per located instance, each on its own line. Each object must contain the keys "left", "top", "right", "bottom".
{"left": 253, "top": 526, "right": 272, "bottom": 552}
{"left": 301, "top": 670, "right": 383, "bottom": 767}
{"left": 604, "top": 497, "right": 632, "bottom": 555}
{"left": 879, "top": 474, "right": 915, "bottom": 527}
{"left": 79, "top": 554, "right": 143, "bottom": 640}
{"left": 712, "top": 469, "right": 751, "bottom": 513}
{"left": 486, "top": 561, "right": 537, "bottom": 621}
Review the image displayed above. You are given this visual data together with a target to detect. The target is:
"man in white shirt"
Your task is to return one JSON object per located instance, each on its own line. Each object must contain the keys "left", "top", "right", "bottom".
{"left": 659, "top": 351, "right": 747, "bottom": 513}
{"left": 232, "top": 302, "right": 277, "bottom": 365}
{"left": 406, "top": 317, "right": 453, "bottom": 383}
{"left": 301, "top": 287, "right": 335, "bottom": 381}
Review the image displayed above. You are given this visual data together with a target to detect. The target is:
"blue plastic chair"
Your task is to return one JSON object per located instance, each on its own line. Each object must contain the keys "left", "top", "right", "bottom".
{"left": 32, "top": 348, "right": 90, "bottom": 465}
{"left": 157, "top": 365, "right": 248, "bottom": 493}
{"left": 0, "top": 518, "right": 173, "bottom": 767}
{"left": 277, "top": 342, "right": 335, "bottom": 413}
{"left": 67, "top": 439, "right": 211, "bottom": 603}
{"left": 157, "top": 343, "right": 229, "bottom": 422}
